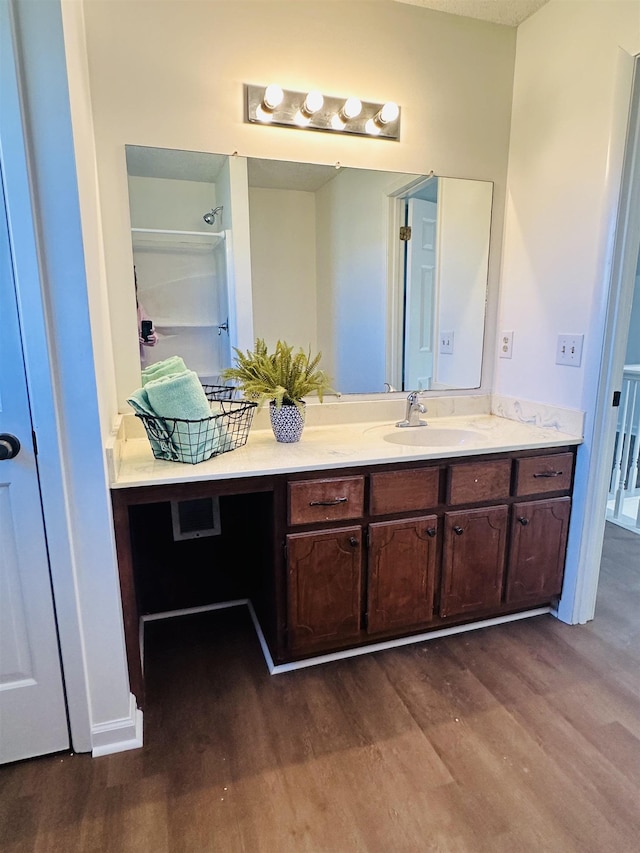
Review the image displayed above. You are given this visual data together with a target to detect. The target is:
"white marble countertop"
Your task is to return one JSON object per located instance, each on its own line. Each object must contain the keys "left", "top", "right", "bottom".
{"left": 110, "top": 412, "right": 582, "bottom": 490}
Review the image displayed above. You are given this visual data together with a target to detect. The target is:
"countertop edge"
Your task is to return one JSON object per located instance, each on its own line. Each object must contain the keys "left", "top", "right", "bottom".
{"left": 110, "top": 415, "right": 583, "bottom": 490}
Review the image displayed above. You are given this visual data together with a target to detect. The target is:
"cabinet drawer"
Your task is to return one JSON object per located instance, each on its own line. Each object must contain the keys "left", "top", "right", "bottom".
{"left": 288, "top": 476, "right": 365, "bottom": 526}
{"left": 369, "top": 467, "right": 440, "bottom": 516}
{"left": 448, "top": 459, "right": 511, "bottom": 505}
{"left": 514, "top": 453, "right": 574, "bottom": 496}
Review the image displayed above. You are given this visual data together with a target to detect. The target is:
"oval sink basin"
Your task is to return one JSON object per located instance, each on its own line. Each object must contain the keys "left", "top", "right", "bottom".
{"left": 382, "top": 427, "right": 484, "bottom": 447}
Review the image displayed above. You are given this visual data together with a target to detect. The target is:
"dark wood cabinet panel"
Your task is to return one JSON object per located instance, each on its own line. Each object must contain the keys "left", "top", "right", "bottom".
{"left": 514, "top": 453, "right": 574, "bottom": 496}
{"left": 440, "top": 506, "right": 508, "bottom": 617}
{"left": 287, "top": 526, "right": 362, "bottom": 652}
{"left": 288, "top": 476, "right": 364, "bottom": 526}
{"left": 448, "top": 460, "right": 512, "bottom": 505}
{"left": 506, "top": 497, "right": 571, "bottom": 603}
{"left": 367, "top": 516, "right": 438, "bottom": 634}
{"left": 369, "top": 467, "right": 440, "bottom": 516}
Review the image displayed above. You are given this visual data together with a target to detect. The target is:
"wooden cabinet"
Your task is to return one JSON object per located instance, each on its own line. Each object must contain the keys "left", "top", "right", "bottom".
{"left": 506, "top": 497, "right": 571, "bottom": 604}
{"left": 441, "top": 506, "right": 508, "bottom": 618}
{"left": 286, "top": 526, "right": 362, "bottom": 653}
{"left": 367, "top": 516, "right": 438, "bottom": 634}
{"left": 112, "top": 445, "right": 577, "bottom": 693}
{"left": 282, "top": 447, "right": 575, "bottom": 660}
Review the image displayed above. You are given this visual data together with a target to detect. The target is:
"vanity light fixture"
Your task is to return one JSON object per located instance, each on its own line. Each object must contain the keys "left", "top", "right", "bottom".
{"left": 246, "top": 84, "right": 400, "bottom": 140}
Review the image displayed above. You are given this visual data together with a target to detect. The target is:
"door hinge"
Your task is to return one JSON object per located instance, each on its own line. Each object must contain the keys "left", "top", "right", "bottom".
{"left": 399, "top": 225, "right": 412, "bottom": 241}
{"left": 32, "top": 430, "right": 38, "bottom": 456}
{"left": 612, "top": 390, "right": 621, "bottom": 408}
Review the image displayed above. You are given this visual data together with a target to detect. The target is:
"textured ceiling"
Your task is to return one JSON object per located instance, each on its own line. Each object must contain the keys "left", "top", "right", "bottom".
{"left": 393, "top": 0, "right": 550, "bottom": 27}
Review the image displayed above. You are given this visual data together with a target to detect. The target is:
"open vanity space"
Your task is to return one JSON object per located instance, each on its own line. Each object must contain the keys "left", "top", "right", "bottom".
{"left": 109, "top": 406, "right": 582, "bottom": 705}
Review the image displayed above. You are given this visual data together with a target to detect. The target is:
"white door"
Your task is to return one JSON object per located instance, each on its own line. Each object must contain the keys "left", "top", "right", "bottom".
{"left": 0, "top": 173, "right": 69, "bottom": 763}
{"left": 403, "top": 198, "right": 437, "bottom": 390}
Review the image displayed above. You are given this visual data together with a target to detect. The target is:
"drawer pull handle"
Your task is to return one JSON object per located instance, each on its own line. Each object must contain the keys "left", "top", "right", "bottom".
{"left": 533, "top": 471, "right": 563, "bottom": 478}
{"left": 453, "top": 526, "right": 464, "bottom": 536}
{"left": 426, "top": 527, "right": 437, "bottom": 538}
{"left": 349, "top": 536, "right": 359, "bottom": 547}
{"left": 309, "top": 497, "right": 348, "bottom": 507}
{"left": 518, "top": 517, "right": 529, "bottom": 526}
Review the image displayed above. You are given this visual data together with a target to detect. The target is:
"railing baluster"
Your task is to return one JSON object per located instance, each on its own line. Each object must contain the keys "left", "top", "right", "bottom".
{"left": 610, "top": 365, "right": 640, "bottom": 526}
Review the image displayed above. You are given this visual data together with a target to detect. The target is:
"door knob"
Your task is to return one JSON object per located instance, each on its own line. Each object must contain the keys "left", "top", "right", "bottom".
{"left": 0, "top": 434, "right": 21, "bottom": 460}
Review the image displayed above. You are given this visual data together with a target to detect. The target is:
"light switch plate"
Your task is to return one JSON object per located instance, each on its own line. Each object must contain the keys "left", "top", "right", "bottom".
{"left": 440, "top": 331, "right": 454, "bottom": 354}
{"left": 556, "top": 334, "right": 584, "bottom": 366}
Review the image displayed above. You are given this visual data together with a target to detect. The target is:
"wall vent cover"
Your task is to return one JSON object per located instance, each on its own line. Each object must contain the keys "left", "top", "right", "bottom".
{"left": 171, "top": 496, "right": 221, "bottom": 540}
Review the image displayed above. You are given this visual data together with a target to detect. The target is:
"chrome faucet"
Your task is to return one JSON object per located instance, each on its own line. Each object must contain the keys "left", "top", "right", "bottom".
{"left": 396, "top": 391, "right": 427, "bottom": 428}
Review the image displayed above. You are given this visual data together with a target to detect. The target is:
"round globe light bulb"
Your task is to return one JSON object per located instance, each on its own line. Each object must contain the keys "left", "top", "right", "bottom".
{"left": 304, "top": 90, "right": 324, "bottom": 114}
{"left": 342, "top": 97, "right": 362, "bottom": 119}
{"left": 379, "top": 101, "right": 399, "bottom": 124}
{"left": 294, "top": 110, "right": 311, "bottom": 127}
{"left": 365, "top": 118, "right": 381, "bottom": 136}
{"left": 255, "top": 104, "right": 273, "bottom": 123}
{"left": 263, "top": 84, "right": 284, "bottom": 110}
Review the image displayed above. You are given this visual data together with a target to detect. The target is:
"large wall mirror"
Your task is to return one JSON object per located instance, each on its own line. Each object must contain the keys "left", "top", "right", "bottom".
{"left": 125, "top": 145, "right": 493, "bottom": 394}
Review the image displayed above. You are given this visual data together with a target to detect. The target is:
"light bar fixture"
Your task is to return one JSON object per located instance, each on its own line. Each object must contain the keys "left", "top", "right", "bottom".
{"left": 246, "top": 84, "right": 401, "bottom": 140}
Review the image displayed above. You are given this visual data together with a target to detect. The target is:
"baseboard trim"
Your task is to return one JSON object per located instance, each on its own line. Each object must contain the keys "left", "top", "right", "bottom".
{"left": 138, "top": 600, "right": 551, "bottom": 677}
{"left": 91, "top": 692, "right": 143, "bottom": 757}
{"left": 262, "top": 607, "right": 552, "bottom": 674}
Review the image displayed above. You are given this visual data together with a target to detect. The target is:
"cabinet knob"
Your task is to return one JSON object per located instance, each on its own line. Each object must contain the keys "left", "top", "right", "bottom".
{"left": 426, "top": 527, "right": 437, "bottom": 538}
{"left": 453, "top": 526, "right": 464, "bottom": 536}
{"left": 349, "top": 536, "right": 359, "bottom": 547}
{"left": 518, "top": 517, "right": 529, "bottom": 526}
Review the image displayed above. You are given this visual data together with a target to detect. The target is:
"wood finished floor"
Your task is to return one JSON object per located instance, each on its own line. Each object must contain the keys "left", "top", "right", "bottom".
{"left": 2, "top": 522, "right": 639, "bottom": 852}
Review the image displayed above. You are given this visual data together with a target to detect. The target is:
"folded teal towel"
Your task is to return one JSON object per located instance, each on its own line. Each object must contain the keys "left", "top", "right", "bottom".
{"left": 144, "top": 370, "right": 211, "bottom": 419}
{"left": 126, "top": 387, "right": 173, "bottom": 460}
{"left": 141, "top": 355, "right": 187, "bottom": 387}
{"left": 144, "top": 370, "right": 218, "bottom": 462}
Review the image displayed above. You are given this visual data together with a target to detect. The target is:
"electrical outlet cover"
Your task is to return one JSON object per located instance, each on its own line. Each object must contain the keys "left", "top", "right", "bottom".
{"left": 499, "top": 330, "right": 513, "bottom": 359}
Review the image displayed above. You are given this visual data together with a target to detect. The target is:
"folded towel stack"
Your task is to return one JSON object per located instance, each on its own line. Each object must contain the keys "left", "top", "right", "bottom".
{"left": 141, "top": 355, "right": 187, "bottom": 386}
{"left": 128, "top": 357, "right": 226, "bottom": 463}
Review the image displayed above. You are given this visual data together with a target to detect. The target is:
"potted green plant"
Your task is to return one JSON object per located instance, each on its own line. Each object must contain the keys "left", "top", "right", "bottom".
{"left": 221, "top": 338, "right": 333, "bottom": 442}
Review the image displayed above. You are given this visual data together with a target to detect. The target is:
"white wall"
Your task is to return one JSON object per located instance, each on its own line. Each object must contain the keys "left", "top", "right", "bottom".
{"left": 316, "top": 168, "right": 394, "bottom": 393}
{"left": 249, "top": 187, "right": 318, "bottom": 351}
{"left": 80, "top": 0, "right": 516, "bottom": 412}
{"left": 434, "top": 178, "right": 492, "bottom": 388}
{"left": 497, "top": 0, "right": 640, "bottom": 622}
{"left": 497, "top": 0, "right": 640, "bottom": 409}
{"left": 626, "top": 261, "right": 640, "bottom": 363}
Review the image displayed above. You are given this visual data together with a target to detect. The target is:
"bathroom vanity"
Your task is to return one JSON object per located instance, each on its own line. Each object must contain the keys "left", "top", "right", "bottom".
{"left": 109, "top": 404, "right": 581, "bottom": 705}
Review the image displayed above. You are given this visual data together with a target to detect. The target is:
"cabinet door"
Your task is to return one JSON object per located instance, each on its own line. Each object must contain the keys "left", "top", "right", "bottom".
{"left": 441, "top": 506, "right": 508, "bottom": 617}
{"left": 506, "top": 497, "right": 571, "bottom": 604}
{"left": 367, "top": 516, "right": 438, "bottom": 634}
{"left": 287, "top": 526, "right": 362, "bottom": 653}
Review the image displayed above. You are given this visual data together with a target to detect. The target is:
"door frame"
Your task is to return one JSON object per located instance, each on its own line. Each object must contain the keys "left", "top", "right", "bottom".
{"left": 557, "top": 52, "right": 640, "bottom": 625}
{"left": 0, "top": 0, "right": 92, "bottom": 752}
{"left": 2, "top": 0, "right": 141, "bottom": 756}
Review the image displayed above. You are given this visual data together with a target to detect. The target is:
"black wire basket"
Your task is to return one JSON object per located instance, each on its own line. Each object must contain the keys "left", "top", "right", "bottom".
{"left": 135, "top": 385, "right": 257, "bottom": 464}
